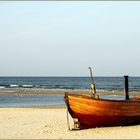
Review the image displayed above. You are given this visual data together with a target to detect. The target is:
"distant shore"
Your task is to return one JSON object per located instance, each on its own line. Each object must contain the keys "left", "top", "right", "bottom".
{"left": 0, "top": 89, "right": 140, "bottom": 96}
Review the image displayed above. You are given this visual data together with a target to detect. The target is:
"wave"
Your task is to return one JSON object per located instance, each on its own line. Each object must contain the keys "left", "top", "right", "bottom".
{"left": 0, "top": 84, "right": 35, "bottom": 89}
{"left": 0, "top": 86, "right": 5, "bottom": 89}
{"left": 10, "top": 85, "right": 19, "bottom": 88}
{"left": 0, "top": 84, "right": 140, "bottom": 91}
{"left": 21, "top": 85, "right": 34, "bottom": 88}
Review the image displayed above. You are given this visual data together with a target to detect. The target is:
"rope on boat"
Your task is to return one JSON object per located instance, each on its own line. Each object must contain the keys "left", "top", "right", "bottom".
{"left": 66, "top": 106, "right": 71, "bottom": 130}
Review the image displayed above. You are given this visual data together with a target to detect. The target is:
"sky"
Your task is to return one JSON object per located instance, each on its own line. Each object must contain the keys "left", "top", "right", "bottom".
{"left": 0, "top": 1, "right": 140, "bottom": 77}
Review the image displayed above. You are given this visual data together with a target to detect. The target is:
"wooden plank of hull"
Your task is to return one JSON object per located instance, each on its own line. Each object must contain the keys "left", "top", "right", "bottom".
{"left": 69, "top": 97, "right": 140, "bottom": 115}
{"left": 65, "top": 93, "right": 140, "bottom": 128}
{"left": 72, "top": 113, "right": 140, "bottom": 127}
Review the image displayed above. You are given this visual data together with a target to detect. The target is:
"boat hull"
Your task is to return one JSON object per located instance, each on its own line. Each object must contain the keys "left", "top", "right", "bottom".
{"left": 64, "top": 93, "right": 140, "bottom": 128}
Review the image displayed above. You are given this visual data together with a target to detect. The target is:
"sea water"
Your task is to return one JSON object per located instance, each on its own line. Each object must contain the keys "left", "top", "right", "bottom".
{"left": 0, "top": 77, "right": 139, "bottom": 107}
{"left": 0, "top": 93, "right": 64, "bottom": 108}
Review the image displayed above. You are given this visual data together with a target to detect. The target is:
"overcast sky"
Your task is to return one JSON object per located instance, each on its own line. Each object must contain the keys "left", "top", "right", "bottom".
{"left": 0, "top": 1, "right": 140, "bottom": 76}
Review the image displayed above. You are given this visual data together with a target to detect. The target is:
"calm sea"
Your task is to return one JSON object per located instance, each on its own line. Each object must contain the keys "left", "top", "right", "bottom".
{"left": 0, "top": 77, "right": 139, "bottom": 107}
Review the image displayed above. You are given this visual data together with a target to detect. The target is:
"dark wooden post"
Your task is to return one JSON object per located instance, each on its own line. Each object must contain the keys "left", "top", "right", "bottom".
{"left": 124, "top": 75, "right": 129, "bottom": 100}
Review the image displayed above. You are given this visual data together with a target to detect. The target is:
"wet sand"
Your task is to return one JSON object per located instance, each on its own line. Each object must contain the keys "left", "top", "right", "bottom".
{"left": 0, "top": 89, "right": 140, "bottom": 96}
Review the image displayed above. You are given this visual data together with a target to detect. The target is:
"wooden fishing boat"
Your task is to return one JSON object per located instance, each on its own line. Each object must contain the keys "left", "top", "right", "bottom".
{"left": 64, "top": 92, "right": 140, "bottom": 129}
{"left": 64, "top": 67, "right": 140, "bottom": 129}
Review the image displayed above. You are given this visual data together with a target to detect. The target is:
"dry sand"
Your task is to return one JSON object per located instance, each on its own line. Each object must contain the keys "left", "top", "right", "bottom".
{"left": 0, "top": 108, "right": 140, "bottom": 139}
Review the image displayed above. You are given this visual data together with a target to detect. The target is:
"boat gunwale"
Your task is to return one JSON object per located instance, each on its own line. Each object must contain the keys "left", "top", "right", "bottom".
{"left": 65, "top": 92, "right": 140, "bottom": 103}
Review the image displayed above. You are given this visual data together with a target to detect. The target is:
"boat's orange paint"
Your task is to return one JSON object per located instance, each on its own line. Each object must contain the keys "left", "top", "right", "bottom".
{"left": 64, "top": 93, "right": 140, "bottom": 128}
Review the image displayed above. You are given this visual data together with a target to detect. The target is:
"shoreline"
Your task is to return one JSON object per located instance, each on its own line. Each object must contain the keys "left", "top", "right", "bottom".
{"left": 0, "top": 89, "right": 140, "bottom": 96}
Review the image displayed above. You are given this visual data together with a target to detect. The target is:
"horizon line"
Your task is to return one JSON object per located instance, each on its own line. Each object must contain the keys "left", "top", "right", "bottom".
{"left": 0, "top": 75, "right": 140, "bottom": 77}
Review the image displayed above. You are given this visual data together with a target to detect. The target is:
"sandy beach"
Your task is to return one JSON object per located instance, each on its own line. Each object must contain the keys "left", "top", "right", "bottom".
{"left": 1, "top": 0, "right": 140, "bottom": 139}
{"left": 0, "top": 107, "right": 140, "bottom": 139}
{"left": 0, "top": 89, "right": 140, "bottom": 139}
